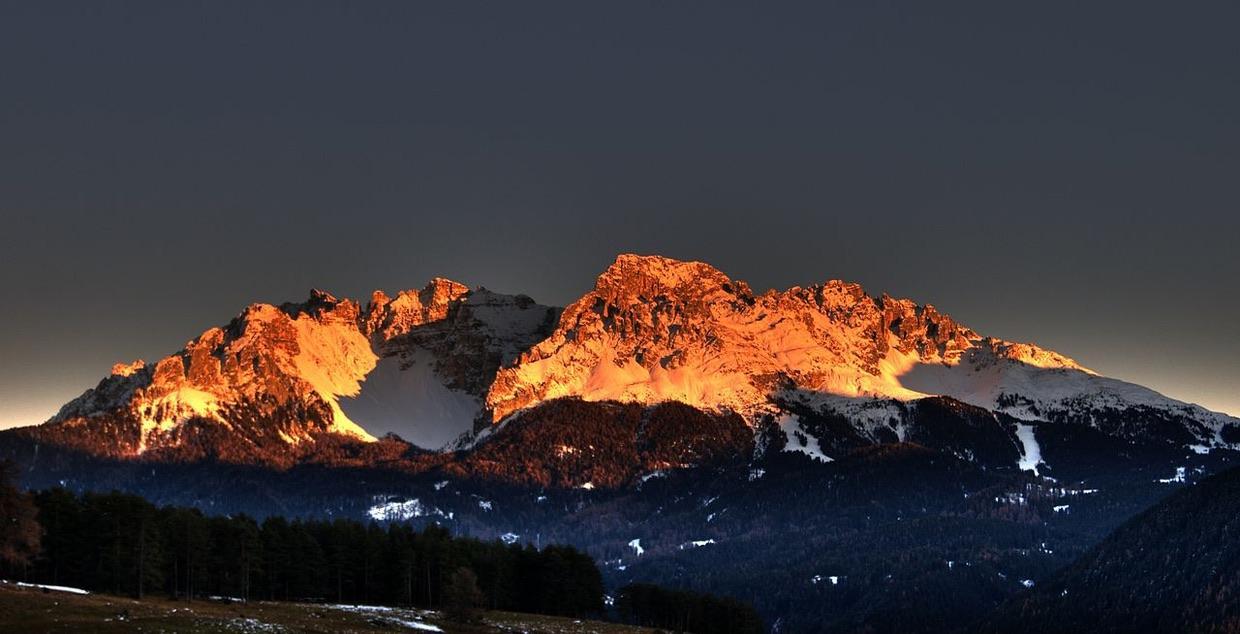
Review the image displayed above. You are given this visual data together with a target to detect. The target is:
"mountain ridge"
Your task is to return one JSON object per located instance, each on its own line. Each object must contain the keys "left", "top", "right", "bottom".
{"left": 40, "top": 277, "right": 558, "bottom": 456}
{"left": 15, "top": 253, "right": 1239, "bottom": 471}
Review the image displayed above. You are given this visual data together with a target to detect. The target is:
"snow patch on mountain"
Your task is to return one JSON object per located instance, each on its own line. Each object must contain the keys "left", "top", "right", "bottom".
{"left": 286, "top": 307, "right": 379, "bottom": 440}
{"left": 786, "top": 392, "right": 908, "bottom": 441}
{"left": 778, "top": 414, "right": 832, "bottom": 463}
{"left": 464, "top": 290, "right": 557, "bottom": 365}
{"left": 680, "top": 539, "right": 716, "bottom": 549}
{"left": 43, "top": 279, "right": 557, "bottom": 459}
{"left": 1157, "top": 466, "right": 1188, "bottom": 484}
{"left": 368, "top": 499, "right": 427, "bottom": 521}
{"left": 481, "top": 254, "right": 1238, "bottom": 455}
{"left": 486, "top": 254, "right": 1080, "bottom": 427}
{"left": 483, "top": 259, "right": 816, "bottom": 419}
{"left": 900, "top": 345, "right": 1238, "bottom": 447}
{"left": 34, "top": 253, "right": 1240, "bottom": 466}
{"left": 341, "top": 352, "right": 481, "bottom": 449}
{"left": 367, "top": 498, "right": 453, "bottom": 522}
{"left": 1014, "top": 423, "right": 1044, "bottom": 475}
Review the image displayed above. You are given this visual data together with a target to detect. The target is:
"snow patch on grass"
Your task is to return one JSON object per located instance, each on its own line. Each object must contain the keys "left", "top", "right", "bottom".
{"left": 326, "top": 604, "right": 442, "bottom": 632}
{"left": 6, "top": 580, "right": 89, "bottom": 595}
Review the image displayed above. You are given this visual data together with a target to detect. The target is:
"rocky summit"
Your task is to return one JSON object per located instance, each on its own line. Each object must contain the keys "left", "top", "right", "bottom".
{"left": 19, "top": 253, "right": 1237, "bottom": 469}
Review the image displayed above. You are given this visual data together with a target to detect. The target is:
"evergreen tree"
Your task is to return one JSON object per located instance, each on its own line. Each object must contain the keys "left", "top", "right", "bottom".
{"left": 444, "top": 567, "right": 485, "bottom": 623}
{"left": 0, "top": 460, "right": 40, "bottom": 570}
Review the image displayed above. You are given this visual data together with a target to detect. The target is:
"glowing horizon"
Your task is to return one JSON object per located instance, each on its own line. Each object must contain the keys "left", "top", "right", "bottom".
{"left": 3, "top": 261, "right": 1237, "bottom": 432}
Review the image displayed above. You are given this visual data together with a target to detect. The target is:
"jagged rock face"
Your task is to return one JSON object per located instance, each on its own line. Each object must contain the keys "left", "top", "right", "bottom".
{"left": 484, "top": 254, "right": 1238, "bottom": 456}
{"left": 363, "top": 278, "right": 471, "bottom": 340}
{"left": 487, "top": 255, "right": 1040, "bottom": 422}
{"left": 50, "top": 291, "right": 373, "bottom": 457}
{"left": 45, "top": 281, "right": 557, "bottom": 459}
{"left": 373, "top": 286, "right": 559, "bottom": 397}
{"left": 30, "top": 253, "right": 1240, "bottom": 467}
{"left": 343, "top": 285, "right": 560, "bottom": 447}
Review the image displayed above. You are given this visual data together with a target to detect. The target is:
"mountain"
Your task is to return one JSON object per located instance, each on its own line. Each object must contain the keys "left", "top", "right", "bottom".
{"left": 980, "top": 463, "right": 1240, "bottom": 633}
{"left": 488, "top": 255, "right": 1236, "bottom": 460}
{"left": 3, "top": 253, "right": 1238, "bottom": 632}
{"left": 23, "top": 254, "right": 1236, "bottom": 471}
{"left": 28, "top": 280, "right": 557, "bottom": 463}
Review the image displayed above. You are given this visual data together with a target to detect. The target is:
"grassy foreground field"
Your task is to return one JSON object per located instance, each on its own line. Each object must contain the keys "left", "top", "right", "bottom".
{"left": 0, "top": 582, "right": 656, "bottom": 634}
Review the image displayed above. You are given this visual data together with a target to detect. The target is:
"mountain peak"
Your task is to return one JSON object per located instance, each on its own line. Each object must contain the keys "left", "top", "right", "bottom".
{"left": 308, "top": 288, "right": 339, "bottom": 304}
{"left": 986, "top": 338, "right": 1094, "bottom": 374}
{"left": 484, "top": 255, "right": 1141, "bottom": 427}
{"left": 29, "top": 254, "right": 1236, "bottom": 466}
{"left": 593, "top": 254, "right": 752, "bottom": 305}
{"left": 363, "top": 277, "right": 471, "bottom": 340}
{"left": 423, "top": 277, "right": 471, "bottom": 302}
{"left": 604, "top": 253, "right": 727, "bottom": 281}
{"left": 110, "top": 360, "right": 146, "bottom": 377}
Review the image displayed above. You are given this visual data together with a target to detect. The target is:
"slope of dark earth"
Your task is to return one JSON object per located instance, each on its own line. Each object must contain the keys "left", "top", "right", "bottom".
{"left": 0, "top": 583, "right": 651, "bottom": 634}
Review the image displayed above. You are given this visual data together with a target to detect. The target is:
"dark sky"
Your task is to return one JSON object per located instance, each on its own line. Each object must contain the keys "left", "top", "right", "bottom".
{"left": 2, "top": 1, "right": 1238, "bottom": 427}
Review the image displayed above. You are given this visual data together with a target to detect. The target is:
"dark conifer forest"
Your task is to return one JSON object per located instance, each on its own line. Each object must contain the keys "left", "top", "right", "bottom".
{"left": 980, "top": 463, "right": 1240, "bottom": 633}
{"left": 10, "top": 486, "right": 605, "bottom": 617}
{"left": 616, "top": 583, "right": 764, "bottom": 634}
{"left": 0, "top": 464, "right": 764, "bottom": 633}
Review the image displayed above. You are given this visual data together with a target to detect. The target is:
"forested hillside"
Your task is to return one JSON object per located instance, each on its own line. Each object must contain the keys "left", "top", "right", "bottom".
{"left": 979, "top": 464, "right": 1240, "bottom": 633}
{"left": 13, "top": 487, "right": 604, "bottom": 617}
{"left": 0, "top": 467, "right": 762, "bottom": 634}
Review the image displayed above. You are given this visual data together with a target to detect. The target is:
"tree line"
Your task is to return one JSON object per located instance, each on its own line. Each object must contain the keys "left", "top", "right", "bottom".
{"left": 1, "top": 464, "right": 764, "bottom": 633}
{"left": 4, "top": 485, "right": 602, "bottom": 618}
{"left": 616, "top": 583, "right": 764, "bottom": 634}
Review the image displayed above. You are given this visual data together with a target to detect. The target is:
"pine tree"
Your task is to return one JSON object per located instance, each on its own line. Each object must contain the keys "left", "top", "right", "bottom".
{"left": 444, "top": 567, "right": 485, "bottom": 623}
